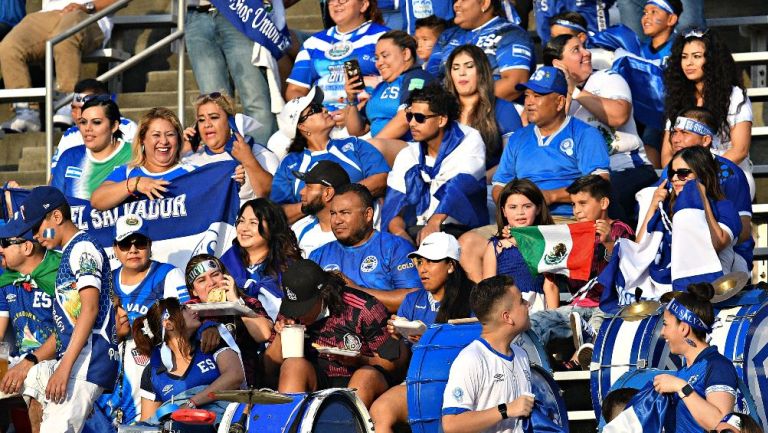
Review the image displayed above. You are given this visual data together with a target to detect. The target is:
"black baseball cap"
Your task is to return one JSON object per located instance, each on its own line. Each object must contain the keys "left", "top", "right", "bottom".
{"left": 292, "top": 160, "right": 351, "bottom": 189}
{"left": 280, "top": 259, "right": 329, "bottom": 318}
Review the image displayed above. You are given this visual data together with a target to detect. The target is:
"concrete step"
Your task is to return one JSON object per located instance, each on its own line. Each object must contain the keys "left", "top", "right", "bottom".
{"left": 118, "top": 91, "right": 202, "bottom": 109}
{"left": 0, "top": 170, "right": 46, "bottom": 188}
{"left": 0, "top": 131, "right": 61, "bottom": 168}
{"left": 121, "top": 107, "right": 196, "bottom": 126}
{"left": 18, "top": 147, "right": 48, "bottom": 172}
{"left": 286, "top": 15, "right": 323, "bottom": 33}
{"left": 146, "top": 70, "right": 199, "bottom": 93}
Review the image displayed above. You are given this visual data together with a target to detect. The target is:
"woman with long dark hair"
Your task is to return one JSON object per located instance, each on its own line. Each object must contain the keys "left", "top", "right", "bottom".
{"left": 220, "top": 198, "right": 302, "bottom": 320}
{"left": 661, "top": 28, "right": 754, "bottom": 198}
{"left": 369, "top": 232, "right": 474, "bottom": 433}
{"left": 133, "top": 298, "right": 244, "bottom": 423}
{"left": 651, "top": 283, "right": 739, "bottom": 432}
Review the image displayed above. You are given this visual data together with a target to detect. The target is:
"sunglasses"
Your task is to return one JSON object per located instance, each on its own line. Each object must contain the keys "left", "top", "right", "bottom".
{"left": 198, "top": 91, "right": 225, "bottom": 101}
{"left": 299, "top": 102, "right": 325, "bottom": 124}
{"left": 405, "top": 112, "right": 441, "bottom": 124}
{"left": 116, "top": 236, "right": 150, "bottom": 251}
{"left": 72, "top": 93, "right": 113, "bottom": 107}
{"left": 0, "top": 238, "right": 28, "bottom": 248}
{"left": 669, "top": 168, "right": 694, "bottom": 180}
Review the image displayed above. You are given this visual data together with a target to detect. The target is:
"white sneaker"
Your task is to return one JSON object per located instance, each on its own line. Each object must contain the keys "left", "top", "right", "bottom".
{"left": 569, "top": 311, "right": 584, "bottom": 350}
{"left": 1, "top": 108, "right": 41, "bottom": 133}
{"left": 53, "top": 103, "right": 73, "bottom": 128}
{"left": 576, "top": 343, "right": 594, "bottom": 371}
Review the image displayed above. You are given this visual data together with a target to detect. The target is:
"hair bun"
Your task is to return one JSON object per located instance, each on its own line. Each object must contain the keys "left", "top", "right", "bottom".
{"left": 686, "top": 282, "right": 715, "bottom": 302}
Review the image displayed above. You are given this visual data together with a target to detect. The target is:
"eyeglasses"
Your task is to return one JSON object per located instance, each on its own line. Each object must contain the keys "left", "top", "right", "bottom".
{"left": 116, "top": 236, "right": 150, "bottom": 251}
{"left": 669, "top": 168, "right": 694, "bottom": 180}
{"left": 405, "top": 112, "right": 441, "bottom": 124}
{"left": 328, "top": 0, "right": 352, "bottom": 5}
{"left": 298, "top": 102, "right": 325, "bottom": 124}
{"left": 0, "top": 238, "right": 28, "bottom": 248}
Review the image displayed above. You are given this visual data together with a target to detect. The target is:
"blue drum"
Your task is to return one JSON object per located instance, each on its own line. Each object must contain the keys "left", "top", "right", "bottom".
{"left": 590, "top": 308, "right": 682, "bottom": 418}
{"left": 710, "top": 289, "right": 768, "bottom": 428}
{"left": 406, "top": 321, "right": 565, "bottom": 433}
{"left": 603, "top": 369, "right": 760, "bottom": 427}
{"left": 217, "top": 388, "right": 374, "bottom": 433}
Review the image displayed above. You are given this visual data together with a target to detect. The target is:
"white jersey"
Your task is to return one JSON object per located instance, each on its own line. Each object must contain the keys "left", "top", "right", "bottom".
{"left": 442, "top": 339, "right": 532, "bottom": 433}
{"left": 712, "top": 86, "right": 754, "bottom": 199}
{"left": 291, "top": 215, "right": 336, "bottom": 258}
{"left": 571, "top": 70, "right": 650, "bottom": 171}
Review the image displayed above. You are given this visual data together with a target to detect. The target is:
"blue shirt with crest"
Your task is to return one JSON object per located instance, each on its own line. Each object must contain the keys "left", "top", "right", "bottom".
{"left": 112, "top": 261, "right": 188, "bottom": 324}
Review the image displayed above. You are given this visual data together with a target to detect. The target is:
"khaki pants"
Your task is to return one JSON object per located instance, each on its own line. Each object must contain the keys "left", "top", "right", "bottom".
{"left": 0, "top": 10, "right": 104, "bottom": 98}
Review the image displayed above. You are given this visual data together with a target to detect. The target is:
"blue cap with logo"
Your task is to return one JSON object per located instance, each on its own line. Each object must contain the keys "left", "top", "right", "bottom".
{"left": 515, "top": 66, "right": 568, "bottom": 96}
{"left": 0, "top": 186, "right": 67, "bottom": 239}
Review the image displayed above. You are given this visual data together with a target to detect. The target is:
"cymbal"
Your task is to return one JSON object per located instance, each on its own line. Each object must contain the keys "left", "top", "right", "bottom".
{"left": 209, "top": 389, "right": 294, "bottom": 404}
{"left": 619, "top": 300, "right": 662, "bottom": 321}
{"left": 712, "top": 271, "right": 750, "bottom": 303}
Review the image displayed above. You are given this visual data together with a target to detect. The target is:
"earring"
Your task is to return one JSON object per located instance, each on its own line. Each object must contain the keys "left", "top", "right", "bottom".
{"left": 306, "top": 131, "right": 311, "bottom": 136}
{"left": 684, "top": 338, "right": 697, "bottom": 348}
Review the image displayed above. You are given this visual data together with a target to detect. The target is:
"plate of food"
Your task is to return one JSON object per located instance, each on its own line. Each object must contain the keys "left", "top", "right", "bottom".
{"left": 186, "top": 301, "right": 256, "bottom": 318}
{"left": 392, "top": 318, "right": 427, "bottom": 337}
{"left": 311, "top": 343, "right": 360, "bottom": 358}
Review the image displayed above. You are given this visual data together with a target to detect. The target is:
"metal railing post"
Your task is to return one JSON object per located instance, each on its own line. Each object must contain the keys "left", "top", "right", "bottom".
{"left": 45, "top": 40, "right": 54, "bottom": 183}
{"left": 177, "top": 0, "right": 186, "bottom": 126}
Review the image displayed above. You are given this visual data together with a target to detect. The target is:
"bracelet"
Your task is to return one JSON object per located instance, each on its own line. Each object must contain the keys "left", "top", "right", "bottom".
{"left": 186, "top": 397, "right": 197, "bottom": 408}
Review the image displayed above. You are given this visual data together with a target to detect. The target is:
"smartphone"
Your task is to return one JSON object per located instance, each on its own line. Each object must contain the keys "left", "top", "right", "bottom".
{"left": 344, "top": 59, "right": 365, "bottom": 90}
{"left": 189, "top": 123, "right": 201, "bottom": 152}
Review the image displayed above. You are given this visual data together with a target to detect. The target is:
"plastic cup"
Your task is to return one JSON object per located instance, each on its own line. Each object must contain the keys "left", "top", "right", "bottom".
{"left": 281, "top": 324, "right": 306, "bottom": 358}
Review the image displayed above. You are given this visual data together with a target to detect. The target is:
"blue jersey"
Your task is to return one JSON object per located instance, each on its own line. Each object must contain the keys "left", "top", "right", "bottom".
{"left": 365, "top": 67, "right": 435, "bottom": 138}
{"left": 658, "top": 155, "right": 753, "bottom": 264}
{"left": 113, "top": 261, "right": 188, "bottom": 324}
{"left": 55, "top": 231, "right": 118, "bottom": 390}
{"left": 140, "top": 342, "right": 235, "bottom": 403}
{"left": 402, "top": 0, "right": 454, "bottom": 34}
{"left": 492, "top": 117, "right": 610, "bottom": 216}
{"left": 309, "top": 231, "right": 422, "bottom": 291}
{"left": 270, "top": 137, "right": 389, "bottom": 204}
{"left": 97, "top": 338, "right": 148, "bottom": 425}
{"left": 0, "top": 254, "right": 58, "bottom": 357}
{"left": 105, "top": 163, "right": 195, "bottom": 183}
{"left": 397, "top": 289, "right": 439, "bottom": 324}
{"left": 288, "top": 22, "right": 389, "bottom": 112}
{"left": 534, "top": 0, "right": 614, "bottom": 43}
{"left": 640, "top": 38, "right": 674, "bottom": 66}
{"left": 51, "top": 141, "right": 133, "bottom": 199}
{"left": 427, "top": 17, "right": 534, "bottom": 80}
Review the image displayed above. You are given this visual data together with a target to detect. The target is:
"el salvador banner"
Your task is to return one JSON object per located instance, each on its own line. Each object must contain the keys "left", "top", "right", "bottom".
{"left": 602, "top": 381, "right": 671, "bottom": 433}
{"left": 3, "top": 162, "right": 241, "bottom": 271}
{"left": 208, "top": 0, "right": 292, "bottom": 60}
{"left": 382, "top": 122, "right": 488, "bottom": 231}
{"left": 598, "top": 181, "right": 723, "bottom": 313}
{"left": 610, "top": 54, "right": 666, "bottom": 129}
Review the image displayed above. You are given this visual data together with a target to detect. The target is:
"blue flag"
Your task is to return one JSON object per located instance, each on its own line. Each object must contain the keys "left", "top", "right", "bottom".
{"left": 610, "top": 54, "right": 666, "bottom": 129}
{"left": 207, "top": 0, "right": 292, "bottom": 60}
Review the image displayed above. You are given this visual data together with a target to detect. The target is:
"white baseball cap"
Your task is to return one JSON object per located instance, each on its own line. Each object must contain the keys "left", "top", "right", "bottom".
{"left": 408, "top": 232, "right": 461, "bottom": 261}
{"left": 276, "top": 86, "right": 324, "bottom": 141}
{"left": 114, "top": 214, "right": 149, "bottom": 242}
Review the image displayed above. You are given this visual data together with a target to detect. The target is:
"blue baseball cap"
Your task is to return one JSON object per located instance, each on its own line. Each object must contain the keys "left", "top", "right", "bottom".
{"left": 0, "top": 186, "right": 67, "bottom": 239}
{"left": 515, "top": 66, "right": 568, "bottom": 96}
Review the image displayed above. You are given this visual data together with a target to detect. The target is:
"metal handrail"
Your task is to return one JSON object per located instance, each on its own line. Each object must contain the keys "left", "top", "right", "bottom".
{"left": 43, "top": 0, "right": 186, "bottom": 182}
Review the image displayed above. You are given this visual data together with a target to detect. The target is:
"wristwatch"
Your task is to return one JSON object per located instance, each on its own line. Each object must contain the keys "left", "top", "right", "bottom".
{"left": 678, "top": 383, "right": 694, "bottom": 399}
{"left": 84, "top": 2, "right": 96, "bottom": 13}
{"left": 498, "top": 403, "right": 508, "bottom": 420}
{"left": 24, "top": 353, "right": 39, "bottom": 365}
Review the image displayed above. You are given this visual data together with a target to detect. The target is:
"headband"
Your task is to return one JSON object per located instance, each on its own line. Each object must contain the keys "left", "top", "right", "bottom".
{"left": 186, "top": 260, "right": 220, "bottom": 285}
{"left": 666, "top": 298, "right": 712, "bottom": 333}
{"left": 721, "top": 413, "right": 742, "bottom": 431}
{"left": 646, "top": 0, "right": 675, "bottom": 15}
{"left": 553, "top": 19, "right": 588, "bottom": 34}
{"left": 673, "top": 116, "right": 714, "bottom": 137}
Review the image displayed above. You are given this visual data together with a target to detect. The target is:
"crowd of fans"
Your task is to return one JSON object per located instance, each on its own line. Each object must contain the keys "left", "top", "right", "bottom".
{"left": 0, "top": 0, "right": 761, "bottom": 432}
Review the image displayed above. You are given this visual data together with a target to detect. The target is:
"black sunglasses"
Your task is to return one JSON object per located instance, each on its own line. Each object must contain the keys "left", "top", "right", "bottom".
{"left": 405, "top": 112, "right": 441, "bottom": 124}
{"left": 299, "top": 102, "right": 325, "bottom": 124}
{"left": 116, "top": 235, "right": 150, "bottom": 252}
{"left": 669, "top": 168, "right": 694, "bottom": 180}
{"left": 0, "top": 238, "right": 28, "bottom": 248}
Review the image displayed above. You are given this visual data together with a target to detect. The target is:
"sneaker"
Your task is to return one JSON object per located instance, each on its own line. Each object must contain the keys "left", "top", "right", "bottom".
{"left": 570, "top": 311, "right": 584, "bottom": 350}
{"left": 1, "top": 107, "right": 41, "bottom": 133}
{"left": 53, "top": 103, "right": 73, "bottom": 129}
{"left": 576, "top": 343, "right": 594, "bottom": 371}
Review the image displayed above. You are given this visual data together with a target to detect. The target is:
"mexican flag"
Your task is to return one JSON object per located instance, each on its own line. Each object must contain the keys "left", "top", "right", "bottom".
{"left": 510, "top": 222, "right": 596, "bottom": 281}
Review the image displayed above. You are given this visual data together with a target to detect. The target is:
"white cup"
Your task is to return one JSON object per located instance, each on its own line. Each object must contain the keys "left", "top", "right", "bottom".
{"left": 281, "top": 324, "right": 306, "bottom": 358}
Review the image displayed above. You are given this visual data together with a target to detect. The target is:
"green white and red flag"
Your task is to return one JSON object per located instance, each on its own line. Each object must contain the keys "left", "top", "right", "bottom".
{"left": 510, "top": 222, "right": 596, "bottom": 281}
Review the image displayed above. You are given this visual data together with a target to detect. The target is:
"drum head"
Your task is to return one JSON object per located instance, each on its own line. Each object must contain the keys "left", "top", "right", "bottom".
{"left": 530, "top": 365, "right": 569, "bottom": 431}
{"left": 310, "top": 393, "right": 369, "bottom": 433}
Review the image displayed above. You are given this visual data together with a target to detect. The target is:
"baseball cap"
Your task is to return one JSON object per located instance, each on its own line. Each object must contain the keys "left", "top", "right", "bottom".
{"left": 114, "top": 214, "right": 150, "bottom": 242}
{"left": 276, "top": 86, "right": 325, "bottom": 141}
{"left": 515, "top": 66, "right": 568, "bottom": 96}
{"left": 279, "top": 259, "right": 329, "bottom": 318}
{"left": 292, "top": 160, "right": 351, "bottom": 189}
{"left": 0, "top": 186, "right": 67, "bottom": 239}
{"left": 408, "top": 232, "right": 461, "bottom": 261}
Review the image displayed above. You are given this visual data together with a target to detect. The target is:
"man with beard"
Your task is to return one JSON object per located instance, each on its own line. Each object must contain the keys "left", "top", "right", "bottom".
{"left": 309, "top": 183, "right": 422, "bottom": 313}
{"left": 291, "top": 161, "right": 351, "bottom": 257}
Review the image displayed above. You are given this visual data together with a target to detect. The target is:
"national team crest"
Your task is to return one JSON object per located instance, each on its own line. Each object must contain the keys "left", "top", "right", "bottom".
{"left": 360, "top": 256, "right": 378, "bottom": 273}
{"left": 559, "top": 138, "right": 574, "bottom": 156}
{"left": 343, "top": 333, "right": 362, "bottom": 351}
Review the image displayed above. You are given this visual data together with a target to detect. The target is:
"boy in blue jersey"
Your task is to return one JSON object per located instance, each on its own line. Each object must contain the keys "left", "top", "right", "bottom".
{"left": 492, "top": 66, "right": 610, "bottom": 219}
{"left": 310, "top": 183, "right": 422, "bottom": 313}
{"left": 2, "top": 186, "right": 118, "bottom": 433}
{"left": 414, "top": 16, "right": 449, "bottom": 65}
{"left": 639, "top": 0, "right": 682, "bottom": 66}
{"left": 426, "top": 0, "right": 534, "bottom": 101}
{"left": 663, "top": 107, "right": 754, "bottom": 268}
{"left": 0, "top": 229, "right": 58, "bottom": 429}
